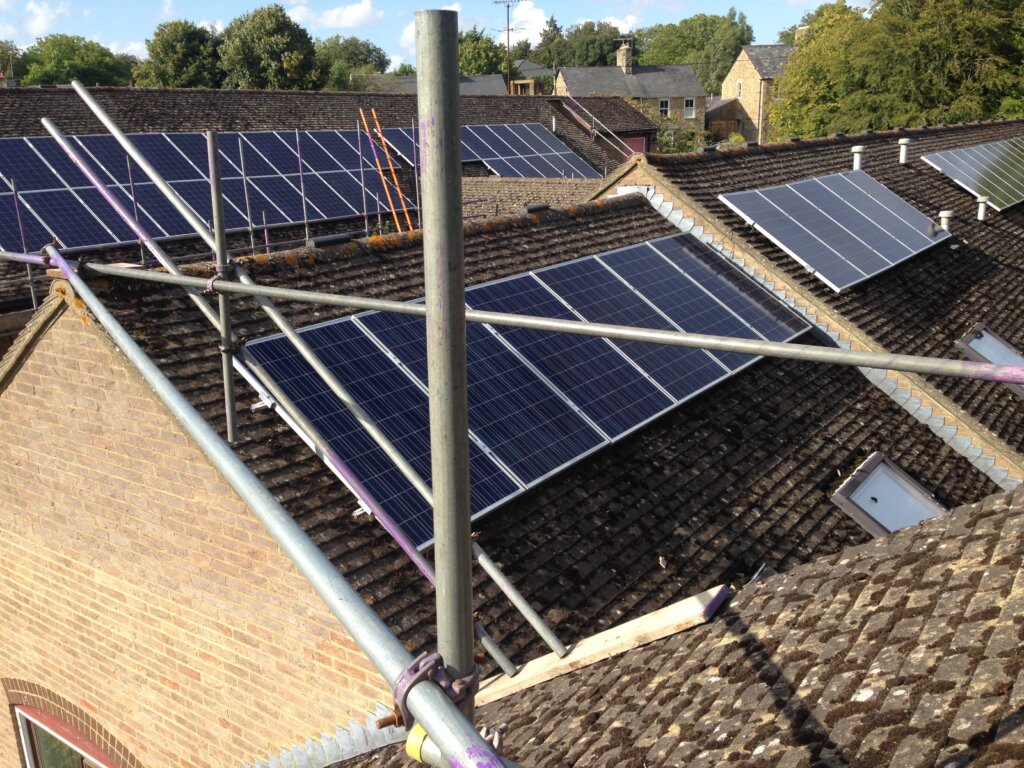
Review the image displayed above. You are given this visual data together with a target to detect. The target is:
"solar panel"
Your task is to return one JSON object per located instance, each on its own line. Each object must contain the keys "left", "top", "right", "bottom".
{"left": 381, "top": 122, "right": 602, "bottom": 180}
{"left": 719, "top": 170, "right": 951, "bottom": 292}
{"left": 245, "top": 232, "right": 809, "bottom": 547}
{"left": 0, "top": 129, "right": 415, "bottom": 252}
{"left": 922, "top": 137, "right": 1024, "bottom": 211}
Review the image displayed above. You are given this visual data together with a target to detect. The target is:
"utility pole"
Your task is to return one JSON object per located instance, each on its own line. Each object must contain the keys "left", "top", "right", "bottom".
{"left": 493, "top": 0, "right": 516, "bottom": 94}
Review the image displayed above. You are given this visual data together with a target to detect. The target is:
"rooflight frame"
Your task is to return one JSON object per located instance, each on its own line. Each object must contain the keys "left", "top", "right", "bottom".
{"left": 830, "top": 452, "right": 947, "bottom": 538}
{"left": 954, "top": 321, "right": 1024, "bottom": 399}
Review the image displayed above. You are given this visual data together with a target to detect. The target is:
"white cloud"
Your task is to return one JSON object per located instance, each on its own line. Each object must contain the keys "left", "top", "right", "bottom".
{"left": 0, "top": 21, "right": 15, "bottom": 39}
{"left": 0, "top": 0, "right": 12, "bottom": 11}
{"left": 387, "top": 53, "right": 403, "bottom": 71}
{"left": 286, "top": 0, "right": 384, "bottom": 30}
{"left": 109, "top": 40, "right": 146, "bottom": 57}
{"left": 159, "top": 0, "right": 174, "bottom": 20}
{"left": 600, "top": 14, "right": 640, "bottom": 32}
{"left": 509, "top": 0, "right": 546, "bottom": 46}
{"left": 198, "top": 18, "right": 224, "bottom": 33}
{"left": 24, "top": 0, "right": 70, "bottom": 37}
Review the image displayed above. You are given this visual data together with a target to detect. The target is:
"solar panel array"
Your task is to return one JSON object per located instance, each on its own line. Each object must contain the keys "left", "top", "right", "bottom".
{"left": 382, "top": 122, "right": 601, "bottom": 179}
{"left": 245, "top": 232, "right": 808, "bottom": 547}
{"left": 0, "top": 130, "right": 414, "bottom": 252}
{"left": 922, "top": 137, "right": 1024, "bottom": 211}
{"left": 719, "top": 170, "right": 950, "bottom": 292}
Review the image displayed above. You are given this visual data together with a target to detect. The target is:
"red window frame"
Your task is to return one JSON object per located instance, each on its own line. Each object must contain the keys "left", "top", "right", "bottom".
{"left": 15, "top": 706, "right": 117, "bottom": 768}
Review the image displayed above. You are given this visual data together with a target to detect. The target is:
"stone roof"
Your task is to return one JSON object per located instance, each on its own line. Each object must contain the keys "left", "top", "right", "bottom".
{"left": 83, "top": 193, "right": 998, "bottom": 672}
{"left": 460, "top": 177, "right": 601, "bottom": 219}
{"left": 645, "top": 120, "right": 1024, "bottom": 474}
{"left": 354, "top": 485, "right": 1024, "bottom": 767}
{"left": 562, "top": 96, "right": 659, "bottom": 134}
{"left": 558, "top": 64, "right": 706, "bottom": 100}
{"left": 361, "top": 74, "right": 508, "bottom": 96}
{"left": 514, "top": 59, "right": 552, "bottom": 79}
{"left": 742, "top": 44, "right": 795, "bottom": 80}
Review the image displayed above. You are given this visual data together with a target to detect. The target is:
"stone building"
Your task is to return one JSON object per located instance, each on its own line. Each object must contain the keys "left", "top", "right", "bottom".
{"left": 718, "top": 44, "right": 794, "bottom": 143}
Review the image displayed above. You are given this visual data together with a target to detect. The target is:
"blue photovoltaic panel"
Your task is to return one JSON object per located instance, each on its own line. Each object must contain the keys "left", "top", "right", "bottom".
{"left": 719, "top": 170, "right": 951, "bottom": 292}
{"left": 358, "top": 310, "right": 605, "bottom": 485}
{"left": 0, "top": 192, "right": 53, "bottom": 251}
{"left": 534, "top": 257, "right": 727, "bottom": 399}
{"left": 465, "top": 276, "right": 673, "bottom": 437}
{"left": 923, "top": 136, "right": 1024, "bottom": 211}
{"left": 0, "top": 127, "right": 414, "bottom": 252}
{"left": 245, "top": 232, "right": 807, "bottom": 546}
{"left": 381, "top": 122, "right": 602, "bottom": 179}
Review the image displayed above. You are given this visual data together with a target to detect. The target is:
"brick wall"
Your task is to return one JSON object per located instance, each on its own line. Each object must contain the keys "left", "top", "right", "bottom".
{"left": 0, "top": 289, "right": 388, "bottom": 767}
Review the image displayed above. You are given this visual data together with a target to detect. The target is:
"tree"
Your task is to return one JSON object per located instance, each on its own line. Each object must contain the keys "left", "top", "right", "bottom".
{"left": 393, "top": 63, "right": 416, "bottom": 76}
{"left": 133, "top": 20, "right": 222, "bottom": 88}
{"left": 510, "top": 39, "right": 532, "bottom": 61}
{"left": 0, "top": 40, "right": 22, "bottom": 79}
{"left": 20, "top": 35, "right": 132, "bottom": 86}
{"left": 771, "top": 0, "right": 1022, "bottom": 138}
{"left": 458, "top": 27, "right": 506, "bottom": 75}
{"left": 316, "top": 35, "right": 389, "bottom": 90}
{"left": 219, "top": 4, "right": 319, "bottom": 90}
{"left": 534, "top": 16, "right": 567, "bottom": 69}
{"left": 637, "top": 9, "right": 752, "bottom": 93}
{"left": 563, "top": 21, "right": 621, "bottom": 67}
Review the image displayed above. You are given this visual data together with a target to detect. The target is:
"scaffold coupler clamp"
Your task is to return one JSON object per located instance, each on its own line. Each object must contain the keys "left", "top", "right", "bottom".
{"left": 378, "top": 651, "right": 479, "bottom": 731}
{"left": 204, "top": 262, "right": 233, "bottom": 295}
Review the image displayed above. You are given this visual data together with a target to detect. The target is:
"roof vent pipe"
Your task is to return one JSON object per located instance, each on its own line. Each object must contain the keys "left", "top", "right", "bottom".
{"left": 851, "top": 145, "right": 865, "bottom": 171}
{"left": 939, "top": 210, "right": 954, "bottom": 231}
{"left": 551, "top": 115, "right": 556, "bottom": 133}
{"left": 977, "top": 197, "right": 989, "bottom": 222}
{"left": 898, "top": 138, "right": 911, "bottom": 165}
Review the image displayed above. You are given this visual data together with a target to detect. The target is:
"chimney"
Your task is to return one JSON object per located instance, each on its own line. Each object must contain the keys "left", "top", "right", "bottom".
{"left": 794, "top": 25, "right": 810, "bottom": 44}
{"left": 617, "top": 42, "right": 633, "bottom": 74}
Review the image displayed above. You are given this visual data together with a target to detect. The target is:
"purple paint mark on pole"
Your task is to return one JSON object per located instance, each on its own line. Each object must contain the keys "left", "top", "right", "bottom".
{"left": 449, "top": 745, "right": 505, "bottom": 768}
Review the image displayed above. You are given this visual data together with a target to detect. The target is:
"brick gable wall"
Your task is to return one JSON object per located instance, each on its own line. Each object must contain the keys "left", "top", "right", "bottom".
{"left": 0, "top": 287, "right": 387, "bottom": 767}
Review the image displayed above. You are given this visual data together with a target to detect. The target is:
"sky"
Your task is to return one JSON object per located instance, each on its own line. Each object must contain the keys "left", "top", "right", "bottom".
{"left": 0, "top": 0, "right": 820, "bottom": 68}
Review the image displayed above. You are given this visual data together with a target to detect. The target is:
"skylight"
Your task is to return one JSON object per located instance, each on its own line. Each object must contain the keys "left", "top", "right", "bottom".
{"left": 955, "top": 322, "right": 1024, "bottom": 399}
{"left": 830, "top": 452, "right": 946, "bottom": 538}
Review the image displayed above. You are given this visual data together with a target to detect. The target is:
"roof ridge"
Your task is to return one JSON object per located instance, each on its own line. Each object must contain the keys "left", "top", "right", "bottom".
{"left": 0, "top": 290, "right": 66, "bottom": 394}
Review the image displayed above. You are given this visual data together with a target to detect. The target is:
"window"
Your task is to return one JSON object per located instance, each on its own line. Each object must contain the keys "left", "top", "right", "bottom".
{"left": 737, "top": 81, "right": 743, "bottom": 98}
{"left": 830, "top": 452, "right": 946, "bottom": 538}
{"left": 955, "top": 321, "right": 1024, "bottom": 398}
{"left": 684, "top": 98, "right": 696, "bottom": 119}
{"left": 16, "top": 708, "right": 113, "bottom": 768}
{"left": 659, "top": 99, "right": 669, "bottom": 117}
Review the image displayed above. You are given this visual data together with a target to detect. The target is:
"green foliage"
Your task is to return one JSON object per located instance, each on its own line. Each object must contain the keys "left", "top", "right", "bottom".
{"left": 563, "top": 21, "right": 622, "bottom": 67}
{"left": 20, "top": 35, "right": 132, "bottom": 86}
{"left": 0, "top": 40, "right": 20, "bottom": 78}
{"left": 134, "top": 21, "right": 222, "bottom": 88}
{"left": 534, "top": 17, "right": 567, "bottom": 69}
{"left": 393, "top": 63, "right": 416, "bottom": 76}
{"left": 316, "top": 35, "right": 389, "bottom": 90}
{"left": 458, "top": 27, "right": 506, "bottom": 76}
{"left": 511, "top": 39, "right": 532, "bottom": 61}
{"left": 772, "top": 0, "right": 1024, "bottom": 139}
{"left": 219, "top": 4, "right": 319, "bottom": 90}
{"left": 637, "top": 9, "right": 752, "bottom": 92}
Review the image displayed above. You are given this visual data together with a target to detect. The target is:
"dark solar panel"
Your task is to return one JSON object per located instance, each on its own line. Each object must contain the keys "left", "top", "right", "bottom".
{"left": 245, "top": 232, "right": 808, "bottom": 546}
{"left": 0, "top": 127, "right": 414, "bottom": 253}
{"left": 380, "top": 122, "right": 602, "bottom": 179}
{"left": 923, "top": 137, "right": 1024, "bottom": 211}
{"left": 719, "top": 170, "right": 950, "bottom": 292}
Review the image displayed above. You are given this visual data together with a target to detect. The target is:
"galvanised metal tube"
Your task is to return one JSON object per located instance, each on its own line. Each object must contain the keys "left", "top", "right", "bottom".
{"left": 240, "top": 350, "right": 519, "bottom": 678}
{"left": 39, "top": 118, "right": 223, "bottom": 335}
{"left": 473, "top": 542, "right": 567, "bottom": 657}
{"left": 417, "top": 9, "right": 477, "bottom": 717}
{"left": 43, "top": 246, "right": 518, "bottom": 768}
{"left": 57, "top": 262, "right": 1024, "bottom": 388}
{"left": 69, "top": 81, "right": 220, "bottom": 254}
{"left": 207, "top": 131, "right": 239, "bottom": 445}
